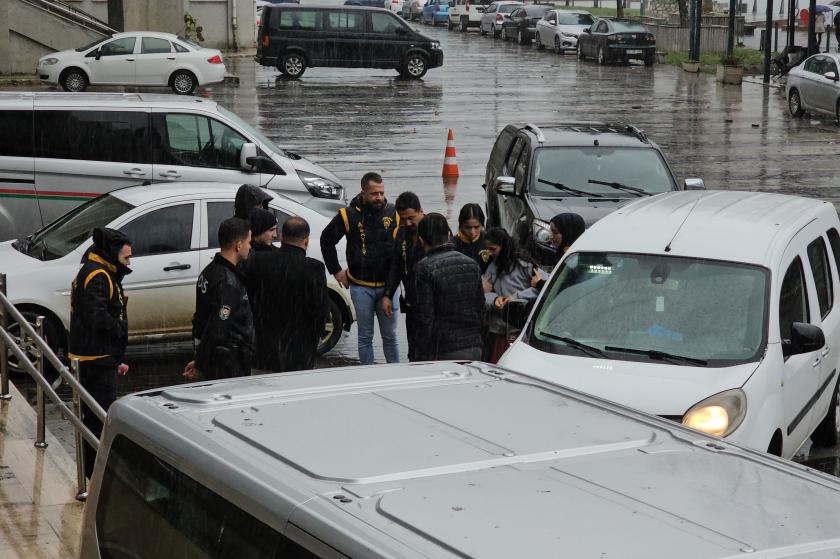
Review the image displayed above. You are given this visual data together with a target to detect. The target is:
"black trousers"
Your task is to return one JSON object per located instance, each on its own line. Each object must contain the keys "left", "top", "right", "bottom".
{"left": 406, "top": 311, "right": 420, "bottom": 362}
{"left": 79, "top": 361, "right": 118, "bottom": 479}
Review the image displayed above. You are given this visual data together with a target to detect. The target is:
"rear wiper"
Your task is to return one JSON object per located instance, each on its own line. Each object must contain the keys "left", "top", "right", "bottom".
{"left": 588, "top": 179, "right": 652, "bottom": 196}
{"left": 604, "top": 345, "right": 708, "bottom": 366}
{"left": 539, "top": 332, "right": 605, "bottom": 358}
{"left": 538, "top": 178, "right": 604, "bottom": 198}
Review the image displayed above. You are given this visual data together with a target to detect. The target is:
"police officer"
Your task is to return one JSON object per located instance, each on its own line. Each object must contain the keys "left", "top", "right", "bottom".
{"left": 69, "top": 227, "right": 132, "bottom": 478}
{"left": 184, "top": 217, "right": 255, "bottom": 381}
{"left": 320, "top": 172, "right": 400, "bottom": 364}
{"left": 234, "top": 184, "right": 272, "bottom": 220}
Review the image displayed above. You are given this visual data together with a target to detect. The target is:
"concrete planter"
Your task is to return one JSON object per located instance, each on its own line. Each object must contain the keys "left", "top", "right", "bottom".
{"left": 716, "top": 64, "right": 744, "bottom": 85}
{"left": 682, "top": 61, "right": 700, "bottom": 73}
{"left": 656, "top": 51, "right": 668, "bottom": 64}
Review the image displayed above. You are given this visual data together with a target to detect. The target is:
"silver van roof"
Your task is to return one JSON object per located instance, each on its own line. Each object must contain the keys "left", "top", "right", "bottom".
{"left": 0, "top": 92, "right": 221, "bottom": 110}
{"left": 108, "top": 362, "right": 840, "bottom": 558}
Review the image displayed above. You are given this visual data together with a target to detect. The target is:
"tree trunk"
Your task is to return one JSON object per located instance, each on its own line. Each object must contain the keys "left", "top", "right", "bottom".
{"left": 617, "top": 0, "right": 625, "bottom": 18}
{"left": 107, "top": 0, "right": 124, "bottom": 31}
{"left": 677, "top": 0, "right": 689, "bottom": 26}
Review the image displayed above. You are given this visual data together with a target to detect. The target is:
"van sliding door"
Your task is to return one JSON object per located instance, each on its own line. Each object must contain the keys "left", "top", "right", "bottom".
{"left": 0, "top": 100, "right": 40, "bottom": 242}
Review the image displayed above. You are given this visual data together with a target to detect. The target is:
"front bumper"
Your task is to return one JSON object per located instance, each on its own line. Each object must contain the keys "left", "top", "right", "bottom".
{"left": 558, "top": 34, "right": 579, "bottom": 48}
{"left": 429, "top": 49, "right": 444, "bottom": 68}
{"left": 36, "top": 64, "right": 59, "bottom": 83}
{"left": 434, "top": 12, "right": 449, "bottom": 22}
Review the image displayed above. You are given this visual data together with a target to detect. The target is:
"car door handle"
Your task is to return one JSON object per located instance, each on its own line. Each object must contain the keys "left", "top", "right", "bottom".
{"left": 163, "top": 264, "right": 191, "bottom": 272}
{"left": 123, "top": 167, "right": 146, "bottom": 176}
{"left": 159, "top": 170, "right": 182, "bottom": 179}
{"left": 822, "top": 345, "right": 831, "bottom": 357}
{"left": 813, "top": 355, "right": 822, "bottom": 367}
{"left": 126, "top": 58, "right": 135, "bottom": 62}
{"left": 167, "top": 56, "right": 176, "bottom": 60}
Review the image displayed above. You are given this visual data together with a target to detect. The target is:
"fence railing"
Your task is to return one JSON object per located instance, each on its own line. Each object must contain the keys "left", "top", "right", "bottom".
{"left": 20, "top": 0, "right": 116, "bottom": 36}
{"left": 0, "top": 272, "right": 105, "bottom": 501}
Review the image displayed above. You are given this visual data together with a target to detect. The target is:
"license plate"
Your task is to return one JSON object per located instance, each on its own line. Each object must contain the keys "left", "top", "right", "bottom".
{"left": 627, "top": 49, "right": 642, "bottom": 54}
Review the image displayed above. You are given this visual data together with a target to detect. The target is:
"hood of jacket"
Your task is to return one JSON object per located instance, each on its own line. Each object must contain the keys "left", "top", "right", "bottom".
{"left": 87, "top": 227, "right": 132, "bottom": 277}
{"left": 235, "top": 185, "right": 273, "bottom": 219}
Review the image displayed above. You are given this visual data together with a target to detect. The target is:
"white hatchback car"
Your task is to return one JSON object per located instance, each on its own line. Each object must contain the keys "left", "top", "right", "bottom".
{"left": 535, "top": 9, "right": 594, "bottom": 54}
{"left": 500, "top": 190, "right": 840, "bottom": 460}
{"left": 479, "top": 1, "right": 523, "bottom": 37}
{"left": 0, "top": 182, "right": 354, "bottom": 369}
{"left": 37, "top": 32, "right": 226, "bottom": 95}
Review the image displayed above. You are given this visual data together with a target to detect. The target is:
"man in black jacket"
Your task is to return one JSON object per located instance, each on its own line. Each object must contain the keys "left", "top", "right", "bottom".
{"left": 250, "top": 217, "right": 329, "bottom": 373}
{"left": 320, "top": 172, "right": 400, "bottom": 364}
{"left": 69, "top": 227, "right": 132, "bottom": 478}
{"left": 234, "top": 184, "right": 272, "bottom": 219}
{"left": 413, "top": 213, "right": 484, "bottom": 361}
{"left": 382, "top": 192, "right": 425, "bottom": 361}
{"left": 185, "top": 217, "right": 255, "bottom": 381}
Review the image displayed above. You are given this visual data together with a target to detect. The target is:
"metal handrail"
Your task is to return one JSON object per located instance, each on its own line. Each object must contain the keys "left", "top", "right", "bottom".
{"left": 20, "top": 0, "right": 116, "bottom": 36}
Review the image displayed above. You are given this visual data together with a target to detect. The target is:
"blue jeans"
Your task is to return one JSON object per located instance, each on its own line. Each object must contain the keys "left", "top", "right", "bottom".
{"left": 350, "top": 284, "right": 400, "bottom": 365}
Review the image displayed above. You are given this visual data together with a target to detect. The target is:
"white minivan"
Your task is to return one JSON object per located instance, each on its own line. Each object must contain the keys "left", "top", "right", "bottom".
{"left": 0, "top": 92, "right": 346, "bottom": 242}
{"left": 500, "top": 190, "right": 840, "bottom": 460}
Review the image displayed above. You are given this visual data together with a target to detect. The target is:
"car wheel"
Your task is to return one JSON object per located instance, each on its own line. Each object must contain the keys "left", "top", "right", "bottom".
{"left": 6, "top": 310, "right": 65, "bottom": 380}
{"left": 598, "top": 45, "right": 607, "bottom": 65}
{"left": 813, "top": 377, "right": 840, "bottom": 446}
{"left": 460, "top": 18, "right": 468, "bottom": 31}
{"left": 535, "top": 32, "right": 543, "bottom": 49}
{"left": 644, "top": 51, "right": 655, "bottom": 66}
{"left": 578, "top": 45, "right": 585, "bottom": 60}
{"left": 317, "top": 298, "right": 344, "bottom": 355}
{"left": 59, "top": 68, "right": 88, "bottom": 92}
{"left": 493, "top": 25, "right": 500, "bottom": 38}
{"left": 789, "top": 89, "right": 805, "bottom": 117}
{"left": 554, "top": 36, "right": 563, "bottom": 54}
{"left": 480, "top": 23, "right": 487, "bottom": 35}
{"left": 282, "top": 52, "right": 307, "bottom": 79}
{"left": 500, "top": 27, "right": 508, "bottom": 40}
{"left": 836, "top": 99, "right": 840, "bottom": 124}
{"left": 448, "top": 19, "right": 454, "bottom": 30}
{"left": 403, "top": 53, "right": 428, "bottom": 79}
{"left": 170, "top": 70, "right": 197, "bottom": 94}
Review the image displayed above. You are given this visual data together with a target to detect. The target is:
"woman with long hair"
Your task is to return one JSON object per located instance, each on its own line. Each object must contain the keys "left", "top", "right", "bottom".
{"left": 452, "top": 203, "right": 491, "bottom": 273}
{"left": 532, "top": 213, "right": 586, "bottom": 289}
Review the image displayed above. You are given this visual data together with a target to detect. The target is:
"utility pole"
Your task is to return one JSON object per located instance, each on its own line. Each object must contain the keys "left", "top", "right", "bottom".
{"left": 107, "top": 0, "right": 124, "bottom": 31}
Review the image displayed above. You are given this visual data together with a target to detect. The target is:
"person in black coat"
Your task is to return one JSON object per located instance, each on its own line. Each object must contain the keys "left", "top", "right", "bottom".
{"left": 413, "top": 213, "right": 484, "bottom": 361}
{"left": 69, "top": 227, "right": 132, "bottom": 478}
{"left": 452, "top": 203, "right": 491, "bottom": 273}
{"left": 185, "top": 217, "right": 255, "bottom": 381}
{"left": 249, "top": 217, "right": 329, "bottom": 373}
{"left": 234, "top": 184, "right": 272, "bottom": 219}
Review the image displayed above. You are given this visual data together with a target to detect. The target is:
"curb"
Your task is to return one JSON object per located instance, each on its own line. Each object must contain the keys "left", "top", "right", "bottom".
{"left": 0, "top": 76, "right": 40, "bottom": 86}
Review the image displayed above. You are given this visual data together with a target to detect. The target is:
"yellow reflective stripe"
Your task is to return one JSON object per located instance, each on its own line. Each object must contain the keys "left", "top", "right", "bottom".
{"left": 347, "top": 271, "right": 385, "bottom": 288}
{"left": 88, "top": 252, "right": 116, "bottom": 272}
{"left": 339, "top": 207, "right": 350, "bottom": 235}
{"left": 84, "top": 269, "right": 114, "bottom": 299}
{"left": 68, "top": 353, "right": 109, "bottom": 362}
{"left": 393, "top": 211, "right": 400, "bottom": 239}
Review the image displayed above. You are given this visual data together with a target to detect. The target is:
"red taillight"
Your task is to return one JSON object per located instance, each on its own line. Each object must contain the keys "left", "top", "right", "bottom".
{"left": 207, "top": 54, "right": 223, "bottom": 64}
{"left": 495, "top": 13, "right": 503, "bottom": 21}
{"left": 262, "top": 35, "right": 270, "bottom": 47}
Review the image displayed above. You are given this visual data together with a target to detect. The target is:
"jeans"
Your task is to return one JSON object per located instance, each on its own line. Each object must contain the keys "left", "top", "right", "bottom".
{"left": 350, "top": 284, "right": 399, "bottom": 364}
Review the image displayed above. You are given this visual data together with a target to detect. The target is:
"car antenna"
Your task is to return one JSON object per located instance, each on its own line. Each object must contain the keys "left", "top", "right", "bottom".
{"left": 664, "top": 195, "right": 701, "bottom": 253}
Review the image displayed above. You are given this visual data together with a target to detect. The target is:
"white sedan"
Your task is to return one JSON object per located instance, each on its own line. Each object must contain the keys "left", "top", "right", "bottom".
{"left": 0, "top": 182, "right": 354, "bottom": 371}
{"left": 37, "top": 32, "right": 226, "bottom": 95}
{"left": 535, "top": 9, "right": 594, "bottom": 54}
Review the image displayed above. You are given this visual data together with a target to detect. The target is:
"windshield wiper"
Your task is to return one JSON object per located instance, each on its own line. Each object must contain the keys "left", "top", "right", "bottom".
{"left": 539, "top": 332, "right": 605, "bottom": 358}
{"left": 588, "top": 179, "right": 652, "bottom": 197}
{"left": 604, "top": 346, "right": 708, "bottom": 366}
{"left": 538, "top": 178, "right": 605, "bottom": 198}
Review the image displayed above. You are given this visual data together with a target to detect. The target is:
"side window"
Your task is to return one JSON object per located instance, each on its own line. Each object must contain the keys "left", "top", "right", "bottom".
{"left": 120, "top": 204, "right": 194, "bottom": 256}
{"left": 35, "top": 110, "right": 151, "bottom": 164}
{"left": 489, "top": 128, "right": 515, "bottom": 169}
{"left": 779, "top": 257, "right": 810, "bottom": 343}
{"left": 371, "top": 12, "right": 400, "bottom": 33}
{"left": 486, "top": 4, "right": 497, "bottom": 13}
{"left": 808, "top": 237, "right": 834, "bottom": 317}
{"left": 804, "top": 56, "right": 822, "bottom": 73}
{"left": 99, "top": 37, "right": 136, "bottom": 56}
{"left": 209, "top": 119, "right": 247, "bottom": 170}
{"left": 328, "top": 11, "right": 364, "bottom": 31}
{"left": 505, "top": 136, "right": 526, "bottom": 174}
{"left": 152, "top": 113, "right": 213, "bottom": 168}
{"left": 597, "top": 21, "right": 608, "bottom": 33}
{"left": 0, "top": 110, "right": 33, "bottom": 158}
{"left": 827, "top": 228, "right": 840, "bottom": 273}
{"left": 279, "top": 9, "right": 322, "bottom": 29}
{"left": 825, "top": 59, "right": 838, "bottom": 76}
{"left": 173, "top": 42, "right": 190, "bottom": 53}
{"left": 207, "top": 202, "right": 235, "bottom": 249}
{"left": 141, "top": 37, "right": 172, "bottom": 54}
{"left": 548, "top": 12, "right": 556, "bottom": 23}
{"left": 513, "top": 143, "right": 531, "bottom": 191}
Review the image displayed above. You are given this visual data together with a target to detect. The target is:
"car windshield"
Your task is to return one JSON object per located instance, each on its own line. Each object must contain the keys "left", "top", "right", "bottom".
{"left": 531, "top": 147, "right": 675, "bottom": 197}
{"left": 20, "top": 194, "right": 134, "bottom": 261}
{"left": 611, "top": 21, "right": 647, "bottom": 32}
{"left": 218, "top": 105, "right": 288, "bottom": 158}
{"left": 557, "top": 12, "right": 593, "bottom": 24}
{"left": 499, "top": 4, "right": 521, "bottom": 13}
{"left": 75, "top": 38, "right": 105, "bottom": 52}
{"left": 523, "top": 5, "right": 547, "bottom": 15}
{"left": 527, "top": 253, "right": 769, "bottom": 366}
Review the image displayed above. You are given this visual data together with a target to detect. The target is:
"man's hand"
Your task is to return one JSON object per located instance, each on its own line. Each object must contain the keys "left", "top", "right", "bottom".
{"left": 118, "top": 363, "right": 129, "bottom": 376}
{"left": 381, "top": 296, "right": 394, "bottom": 319}
{"left": 334, "top": 269, "right": 350, "bottom": 289}
{"left": 494, "top": 296, "right": 509, "bottom": 309}
{"left": 183, "top": 360, "right": 202, "bottom": 381}
{"left": 530, "top": 267, "right": 545, "bottom": 289}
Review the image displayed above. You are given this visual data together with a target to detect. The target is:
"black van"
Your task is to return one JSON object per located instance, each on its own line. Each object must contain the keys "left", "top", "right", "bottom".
{"left": 257, "top": 5, "right": 444, "bottom": 79}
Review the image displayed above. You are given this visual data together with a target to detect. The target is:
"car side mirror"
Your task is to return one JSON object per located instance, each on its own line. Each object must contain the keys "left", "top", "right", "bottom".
{"left": 396, "top": 26, "right": 409, "bottom": 34}
{"left": 504, "top": 299, "right": 530, "bottom": 331}
{"left": 684, "top": 178, "right": 705, "bottom": 190}
{"left": 95, "top": 49, "right": 102, "bottom": 60}
{"left": 495, "top": 176, "right": 516, "bottom": 196}
{"left": 476, "top": 6, "right": 485, "bottom": 12}
{"left": 824, "top": 71, "right": 838, "bottom": 81}
{"left": 240, "top": 142, "right": 258, "bottom": 171}
{"left": 783, "top": 322, "right": 825, "bottom": 357}
{"left": 583, "top": 28, "right": 591, "bottom": 33}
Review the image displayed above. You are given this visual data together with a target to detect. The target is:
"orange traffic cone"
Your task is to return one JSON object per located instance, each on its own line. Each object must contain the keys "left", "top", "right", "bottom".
{"left": 442, "top": 129, "right": 460, "bottom": 178}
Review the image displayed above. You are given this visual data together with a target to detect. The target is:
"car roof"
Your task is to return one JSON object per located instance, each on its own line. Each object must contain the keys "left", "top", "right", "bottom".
{"left": 0, "top": 92, "right": 222, "bottom": 111}
{"left": 509, "top": 122, "right": 656, "bottom": 148}
{"left": 110, "top": 361, "right": 840, "bottom": 558}
{"left": 106, "top": 181, "right": 303, "bottom": 212}
{"left": 265, "top": 4, "right": 391, "bottom": 9}
{"left": 551, "top": 8, "right": 591, "bottom": 13}
{"left": 108, "top": 31, "right": 184, "bottom": 41}
{"left": 574, "top": 190, "right": 835, "bottom": 266}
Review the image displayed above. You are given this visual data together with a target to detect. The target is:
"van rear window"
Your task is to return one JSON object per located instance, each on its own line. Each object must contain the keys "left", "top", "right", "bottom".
{"left": 272, "top": 9, "right": 323, "bottom": 30}
{"left": 96, "top": 435, "right": 324, "bottom": 558}
{"left": 0, "top": 110, "right": 33, "bottom": 158}
{"left": 35, "top": 110, "right": 151, "bottom": 164}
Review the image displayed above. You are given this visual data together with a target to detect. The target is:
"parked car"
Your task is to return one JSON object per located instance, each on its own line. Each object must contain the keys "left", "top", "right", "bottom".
{"left": 81, "top": 360, "right": 840, "bottom": 558}
{"left": 501, "top": 190, "right": 840, "bottom": 460}
{"left": 479, "top": 1, "right": 523, "bottom": 37}
{"left": 787, "top": 53, "right": 840, "bottom": 121}
{"left": 37, "top": 32, "right": 226, "bottom": 95}
{"left": 421, "top": 0, "right": 449, "bottom": 25}
{"left": 402, "top": 0, "right": 428, "bottom": 20}
{"left": 535, "top": 9, "right": 594, "bottom": 53}
{"left": 577, "top": 18, "right": 656, "bottom": 66}
{"left": 483, "top": 122, "right": 702, "bottom": 265}
{"left": 499, "top": 5, "right": 549, "bottom": 44}
{"left": 447, "top": 0, "right": 494, "bottom": 31}
{"left": 385, "top": 0, "right": 405, "bottom": 13}
{"left": 0, "top": 182, "right": 355, "bottom": 370}
{"left": 0, "top": 93, "right": 346, "bottom": 242}
{"left": 257, "top": 5, "right": 443, "bottom": 79}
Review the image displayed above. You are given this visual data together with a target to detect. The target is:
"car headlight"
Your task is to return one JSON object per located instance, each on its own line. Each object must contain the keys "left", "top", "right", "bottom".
{"left": 532, "top": 219, "right": 552, "bottom": 247}
{"left": 41, "top": 58, "right": 59, "bottom": 66}
{"left": 298, "top": 171, "right": 343, "bottom": 199}
{"left": 430, "top": 41, "right": 440, "bottom": 49}
{"left": 682, "top": 388, "right": 747, "bottom": 438}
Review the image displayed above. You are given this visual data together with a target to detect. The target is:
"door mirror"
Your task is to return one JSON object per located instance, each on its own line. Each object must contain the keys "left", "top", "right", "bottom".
{"left": 476, "top": 6, "right": 485, "bottom": 12}
{"left": 503, "top": 299, "right": 530, "bottom": 331}
{"left": 495, "top": 176, "right": 516, "bottom": 196}
{"left": 684, "top": 178, "right": 705, "bottom": 190}
{"left": 783, "top": 322, "right": 825, "bottom": 357}
{"left": 95, "top": 48, "right": 102, "bottom": 60}
{"left": 823, "top": 71, "right": 838, "bottom": 80}
{"left": 396, "top": 25, "right": 409, "bottom": 34}
{"left": 240, "top": 142, "right": 258, "bottom": 171}
{"left": 583, "top": 28, "right": 591, "bottom": 33}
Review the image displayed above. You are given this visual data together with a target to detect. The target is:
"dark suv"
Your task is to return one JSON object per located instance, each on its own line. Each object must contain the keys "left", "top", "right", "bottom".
{"left": 257, "top": 5, "right": 444, "bottom": 79}
{"left": 484, "top": 123, "right": 704, "bottom": 265}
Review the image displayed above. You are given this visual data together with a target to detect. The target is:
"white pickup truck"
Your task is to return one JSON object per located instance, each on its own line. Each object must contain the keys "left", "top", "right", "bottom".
{"left": 447, "top": 0, "right": 492, "bottom": 30}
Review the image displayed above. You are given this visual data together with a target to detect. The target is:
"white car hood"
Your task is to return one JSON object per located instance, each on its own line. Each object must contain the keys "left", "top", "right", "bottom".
{"left": 499, "top": 340, "right": 761, "bottom": 416}
{"left": 41, "top": 48, "right": 83, "bottom": 61}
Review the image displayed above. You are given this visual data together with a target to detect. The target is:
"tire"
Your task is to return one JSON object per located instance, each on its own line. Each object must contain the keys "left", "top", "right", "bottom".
{"left": 59, "top": 68, "right": 88, "bottom": 92}
{"left": 282, "top": 52, "right": 307, "bottom": 79}
{"left": 789, "top": 89, "right": 805, "bottom": 117}
{"left": 813, "top": 377, "right": 840, "bottom": 447}
{"left": 500, "top": 27, "right": 508, "bottom": 41}
{"left": 644, "top": 51, "right": 655, "bottom": 66}
{"left": 836, "top": 100, "right": 840, "bottom": 124}
{"left": 554, "top": 36, "right": 562, "bottom": 54}
{"left": 403, "top": 53, "right": 428, "bottom": 79}
{"left": 535, "top": 32, "right": 543, "bottom": 50}
{"left": 6, "top": 310, "right": 65, "bottom": 380}
{"left": 448, "top": 19, "right": 454, "bottom": 30}
{"left": 460, "top": 18, "right": 468, "bottom": 32}
{"left": 170, "top": 70, "right": 197, "bottom": 95}
{"left": 493, "top": 26, "right": 500, "bottom": 38}
{"left": 317, "top": 298, "right": 344, "bottom": 355}
{"left": 578, "top": 45, "right": 585, "bottom": 60}
{"left": 480, "top": 24, "right": 487, "bottom": 36}
{"left": 598, "top": 45, "right": 607, "bottom": 65}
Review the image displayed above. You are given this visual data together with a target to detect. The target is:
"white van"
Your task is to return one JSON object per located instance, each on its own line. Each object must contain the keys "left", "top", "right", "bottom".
{"left": 80, "top": 361, "right": 840, "bottom": 558}
{"left": 0, "top": 92, "right": 346, "bottom": 242}
{"left": 448, "top": 0, "right": 493, "bottom": 31}
{"left": 501, "top": 190, "right": 840, "bottom": 460}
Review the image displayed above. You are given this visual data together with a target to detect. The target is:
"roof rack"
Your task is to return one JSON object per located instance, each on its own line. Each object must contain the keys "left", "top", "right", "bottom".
{"left": 522, "top": 123, "right": 545, "bottom": 144}
{"left": 624, "top": 124, "right": 649, "bottom": 144}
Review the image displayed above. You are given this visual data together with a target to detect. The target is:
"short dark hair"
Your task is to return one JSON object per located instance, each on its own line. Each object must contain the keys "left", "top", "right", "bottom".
{"left": 395, "top": 191, "right": 421, "bottom": 213}
{"left": 281, "top": 216, "right": 310, "bottom": 242}
{"left": 418, "top": 213, "right": 450, "bottom": 247}
{"left": 218, "top": 217, "right": 251, "bottom": 250}
{"left": 458, "top": 203, "right": 485, "bottom": 227}
{"left": 361, "top": 172, "right": 383, "bottom": 190}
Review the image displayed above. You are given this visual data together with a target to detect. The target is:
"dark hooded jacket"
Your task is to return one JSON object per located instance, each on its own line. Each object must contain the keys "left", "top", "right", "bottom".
{"left": 234, "top": 184, "right": 272, "bottom": 220}
{"left": 452, "top": 230, "right": 491, "bottom": 273}
{"left": 69, "top": 228, "right": 132, "bottom": 366}
{"left": 384, "top": 227, "right": 425, "bottom": 308}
